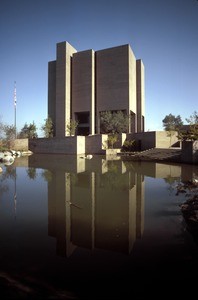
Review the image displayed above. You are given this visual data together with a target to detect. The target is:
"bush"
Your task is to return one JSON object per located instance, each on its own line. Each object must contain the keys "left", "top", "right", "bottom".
{"left": 121, "top": 139, "right": 135, "bottom": 152}
{"left": 107, "top": 134, "right": 118, "bottom": 149}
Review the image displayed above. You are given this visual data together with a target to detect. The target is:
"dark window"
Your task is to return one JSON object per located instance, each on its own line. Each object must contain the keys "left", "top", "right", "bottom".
{"left": 76, "top": 112, "right": 89, "bottom": 124}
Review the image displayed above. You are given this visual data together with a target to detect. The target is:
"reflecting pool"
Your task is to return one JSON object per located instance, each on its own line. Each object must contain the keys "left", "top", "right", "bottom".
{"left": 0, "top": 154, "right": 198, "bottom": 299}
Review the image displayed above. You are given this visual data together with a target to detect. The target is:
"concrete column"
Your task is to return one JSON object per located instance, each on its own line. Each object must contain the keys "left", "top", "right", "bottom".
{"left": 56, "top": 42, "right": 77, "bottom": 137}
{"left": 136, "top": 59, "right": 145, "bottom": 132}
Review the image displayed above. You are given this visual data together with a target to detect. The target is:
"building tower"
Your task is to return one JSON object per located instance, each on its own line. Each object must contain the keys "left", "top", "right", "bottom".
{"left": 48, "top": 41, "right": 145, "bottom": 137}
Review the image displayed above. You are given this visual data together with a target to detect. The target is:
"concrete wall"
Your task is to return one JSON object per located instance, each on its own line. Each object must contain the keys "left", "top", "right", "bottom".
{"left": 9, "top": 131, "right": 176, "bottom": 154}
{"left": 127, "top": 132, "right": 155, "bottom": 151}
{"left": 48, "top": 42, "right": 145, "bottom": 136}
{"left": 85, "top": 134, "right": 108, "bottom": 154}
{"left": 48, "top": 60, "right": 56, "bottom": 130}
{"left": 96, "top": 45, "right": 130, "bottom": 112}
{"left": 29, "top": 137, "right": 85, "bottom": 155}
{"left": 8, "top": 139, "right": 29, "bottom": 151}
{"left": 136, "top": 59, "right": 145, "bottom": 132}
{"left": 85, "top": 133, "right": 126, "bottom": 154}
{"left": 128, "top": 45, "right": 137, "bottom": 119}
{"left": 55, "top": 42, "right": 77, "bottom": 137}
{"left": 181, "top": 141, "right": 198, "bottom": 164}
{"left": 8, "top": 131, "right": 184, "bottom": 156}
{"left": 156, "top": 131, "right": 179, "bottom": 148}
{"left": 72, "top": 50, "right": 95, "bottom": 134}
{"left": 126, "top": 131, "right": 180, "bottom": 151}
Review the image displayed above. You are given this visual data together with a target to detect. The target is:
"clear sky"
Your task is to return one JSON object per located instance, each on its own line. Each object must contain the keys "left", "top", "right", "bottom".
{"left": 0, "top": 0, "right": 197, "bottom": 136}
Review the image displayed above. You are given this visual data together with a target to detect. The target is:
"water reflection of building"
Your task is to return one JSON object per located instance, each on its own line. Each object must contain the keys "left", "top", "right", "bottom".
{"left": 46, "top": 158, "right": 145, "bottom": 257}
{"left": 28, "top": 154, "right": 197, "bottom": 257}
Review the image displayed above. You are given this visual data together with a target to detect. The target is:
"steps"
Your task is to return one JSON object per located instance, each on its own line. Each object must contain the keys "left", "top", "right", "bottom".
{"left": 119, "top": 147, "right": 182, "bottom": 162}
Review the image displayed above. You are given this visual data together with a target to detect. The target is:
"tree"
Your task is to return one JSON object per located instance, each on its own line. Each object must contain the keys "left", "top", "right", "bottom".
{"left": 26, "top": 168, "right": 37, "bottom": 180}
{"left": 18, "top": 121, "right": 38, "bottom": 139}
{"left": 41, "top": 116, "right": 54, "bottom": 138}
{"left": 0, "top": 117, "right": 5, "bottom": 139}
{"left": 185, "top": 110, "right": 198, "bottom": 125}
{"left": 186, "top": 111, "right": 198, "bottom": 140}
{"left": 3, "top": 124, "right": 16, "bottom": 141}
{"left": 107, "top": 134, "right": 118, "bottom": 149}
{"left": 178, "top": 111, "right": 198, "bottom": 141}
{"left": 66, "top": 119, "right": 79, "bottom": 136}
{"left": 100, "top": 110, "right": 130, "bottom": 134}
{"left": 162, "top": 114, "right": 183, "bottom": 131}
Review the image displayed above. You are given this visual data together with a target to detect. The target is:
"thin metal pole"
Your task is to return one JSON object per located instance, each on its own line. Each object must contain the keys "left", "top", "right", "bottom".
{"left": 14, "top": 81, "right": 17, "bottom": 138}
{"left": 14, "top": 167, "right": 17, "bottom": 220}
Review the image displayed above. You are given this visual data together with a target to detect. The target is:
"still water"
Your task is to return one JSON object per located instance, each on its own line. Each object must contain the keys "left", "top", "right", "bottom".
{"left": 0, "top": 154, "right": 198, "bottom": 299}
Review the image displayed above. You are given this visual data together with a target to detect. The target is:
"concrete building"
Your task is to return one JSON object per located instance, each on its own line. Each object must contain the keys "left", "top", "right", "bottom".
{"left": 48, "top": 41, "right": 145, "bottom": 137}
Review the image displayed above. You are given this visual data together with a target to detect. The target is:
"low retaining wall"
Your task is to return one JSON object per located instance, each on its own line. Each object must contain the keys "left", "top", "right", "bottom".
{"left": 8, "top": 134, "right": 197, "bottom": 164}
{"left": 29, "top": 136, "right": 85, "bottom": 155}
{"left": 127, "top": 131, "right": 179, "bottom": 151}
{"left": 8, "top": 138, "right": 29, "bottom": 151}
{"left": 85, "top": 134, "right": 107, "bottom": 154}
{"left": 181, "top": 141, "right": 198, "bottom": 164}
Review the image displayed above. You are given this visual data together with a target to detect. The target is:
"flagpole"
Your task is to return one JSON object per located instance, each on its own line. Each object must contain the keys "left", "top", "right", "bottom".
{"left": 14, "top": 81, "right": 17, "bottom": 138}
{"left": 14, "top": 167, "right": 17, "bottom": 220}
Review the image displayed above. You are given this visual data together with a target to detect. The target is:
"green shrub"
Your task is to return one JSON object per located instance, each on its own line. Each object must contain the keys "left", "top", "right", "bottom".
{"left": 121, "top": 139, "right": 135, "bottom": 152}
{"left": 107, "top": 134, "right": 118, "bottom": 149}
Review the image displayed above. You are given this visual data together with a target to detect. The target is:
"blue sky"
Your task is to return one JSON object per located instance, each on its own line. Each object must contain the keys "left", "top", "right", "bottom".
{"left": 0, "top": 0, "right": 197, "bottom": 136}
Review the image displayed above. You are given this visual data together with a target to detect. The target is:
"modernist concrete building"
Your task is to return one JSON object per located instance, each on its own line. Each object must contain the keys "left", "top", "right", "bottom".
{"left": 48, "top": 41, "right": 145, "bottom": 137}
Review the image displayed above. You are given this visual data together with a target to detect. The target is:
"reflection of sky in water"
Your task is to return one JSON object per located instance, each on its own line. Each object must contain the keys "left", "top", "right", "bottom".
{"left": 0, "top": 167, "right": 50, "bottom": 261}
{"left": 1, "top": 167, "right": 47, "bottom": 221}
